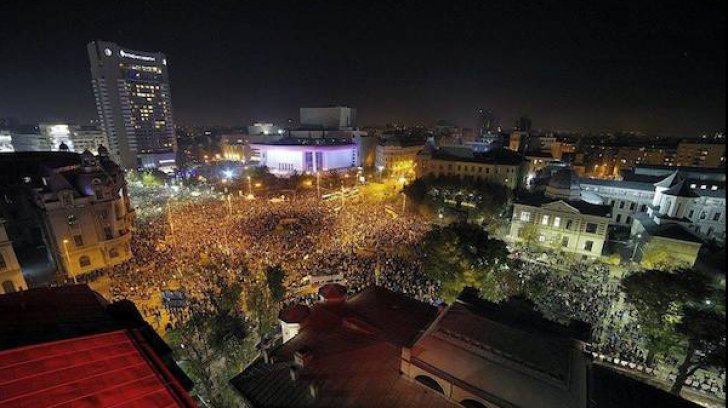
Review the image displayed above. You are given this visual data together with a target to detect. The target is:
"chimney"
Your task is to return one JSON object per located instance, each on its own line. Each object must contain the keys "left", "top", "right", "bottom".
{"left": 294, "top": 348, "right": 312, "bottom": 368}
{"left": 309, "top": 382, "right": 320, "bottom": 400}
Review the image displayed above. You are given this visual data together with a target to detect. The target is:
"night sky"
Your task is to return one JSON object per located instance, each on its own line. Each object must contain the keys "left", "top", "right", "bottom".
{"left": 1, "top": 1, "right": 725, "bottom": 134}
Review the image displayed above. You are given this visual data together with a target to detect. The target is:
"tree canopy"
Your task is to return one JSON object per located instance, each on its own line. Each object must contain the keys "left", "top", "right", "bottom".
{"left": 420, "top": 222, "right": 515, "bottom": 302}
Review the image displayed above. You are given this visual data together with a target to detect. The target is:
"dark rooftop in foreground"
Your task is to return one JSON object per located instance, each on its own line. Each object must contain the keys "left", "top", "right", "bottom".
{"left": 231, "top": 286, "right": 446, "bottom": 407}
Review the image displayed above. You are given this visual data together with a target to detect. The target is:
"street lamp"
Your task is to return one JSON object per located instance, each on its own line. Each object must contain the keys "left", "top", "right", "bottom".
{"left": 62, "top": 238, "right": 76, "bottom": 284}
{"left": 631, "top": 234, "right": 642, "bottom": 261}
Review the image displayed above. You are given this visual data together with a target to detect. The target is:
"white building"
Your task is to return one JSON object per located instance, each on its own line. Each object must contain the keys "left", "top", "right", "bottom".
{"left": 250, "top": 138, "right": 358, "bottom": 175}
{"left": 39, "top": 123, "right": 75, "bottom": 152}
{"left": 509, "top": 169, "right": 611, "bottom": 260}
{"left": 70, "top": 125, "right": 109, "bottom": 154}
{"left": 579, "top": 170, "right": 725, "bottom": 244}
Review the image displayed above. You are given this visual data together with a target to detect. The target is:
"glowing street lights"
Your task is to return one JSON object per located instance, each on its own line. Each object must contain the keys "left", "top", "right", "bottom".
{"left": 62, "top": 238, "right": 77, "bottom": 284}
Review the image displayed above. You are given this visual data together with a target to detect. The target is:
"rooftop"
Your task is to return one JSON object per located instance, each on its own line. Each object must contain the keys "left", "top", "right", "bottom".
{"left": 409, "top": 288, "right": 590, "bottom": 408}
{"left": 250, "top": 137, "right": 354, "bottom": 146}
{"left": 423, "top": 145, "right": 525, "bottom": 166}
{"left": 231, "top": 287, "right": 445, "bottom": 407}
{"left": 0, "top": 330, "right": 198, "bottom": 408}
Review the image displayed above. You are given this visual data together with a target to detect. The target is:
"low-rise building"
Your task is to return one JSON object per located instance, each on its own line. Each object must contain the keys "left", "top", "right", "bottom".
{"left": 416, "top": 145, "right": 527, "bottom": 189}
{"left": 374, "top": 137, "right": 423, "bottom": 176}
{"left": 0, "top": 149, "right": 134, "bottom": 282}
{"left": 509, "top": 169, "right": 611, "bottom": 260}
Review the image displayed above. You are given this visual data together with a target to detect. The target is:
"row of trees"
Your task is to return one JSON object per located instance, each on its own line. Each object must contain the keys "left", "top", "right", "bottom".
{"left": 166, "top": 264, "right": 288, "bottom": 406}
{"left": 403, "top": 175, "right": 513, "bottom": 235}
{"left": 622, "top": 268, "right": 725, "bottom": 395}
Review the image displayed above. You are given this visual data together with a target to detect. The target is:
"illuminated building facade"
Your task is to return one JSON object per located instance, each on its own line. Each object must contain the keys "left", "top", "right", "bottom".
{"left": 88, "top": 41, "right": 177, "bottom": 170}
{"left": 0, "top": 150, "right": 134, "bottom": 282}
{"left": 300, "top": 106, "right": 357, "bottom": 130}
{"left": 0, "top": 219, "right": 27, "bottom": 294}
{"left": 250, "top": 138, "right": 358, "bottom": 175}
{"left": 509, "top": 169, "right": 611, "bottom": 260}
{"left": 70, "top": 125, "right": 109, "bottom": 154}
{"left": 416, "top": 145, "right": 527, "bottom": 189}
{"left": 39, "top": 123, "right": 75, "bottom": 151}
{"left": 375, "top": 138, "right": 423, "bottom": 176}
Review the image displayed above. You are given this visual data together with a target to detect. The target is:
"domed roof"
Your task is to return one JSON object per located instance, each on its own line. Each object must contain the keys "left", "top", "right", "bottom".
{"left": 58, "top": 142, "right": 69, "bottom": 151}
{"left": 278, "top": 304, "right": 311, "bottom": 324}
{"left": 318, "top": 283, "right": 347, "bottom": 301}
{"left": 548, "top": 168, "right": 579, "bottom": 190}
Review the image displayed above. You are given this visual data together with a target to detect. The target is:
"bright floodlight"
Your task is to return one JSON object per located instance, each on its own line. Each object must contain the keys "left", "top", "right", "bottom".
{"left": 223, "top": 170, "right": 234, "bottom": 178}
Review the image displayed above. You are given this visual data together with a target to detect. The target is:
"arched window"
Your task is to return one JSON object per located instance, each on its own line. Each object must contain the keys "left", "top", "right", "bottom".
{"left": 2, "top": 280, "right": 16, "bottom": 294}
{"left": 461, "top": 399, "right": 488, "bottom": 408}
{"left": 79, "top": 256, "right": 91, "bottom": 268}
{"left": 414, "top": 375, "right": 444, "bottom": 394}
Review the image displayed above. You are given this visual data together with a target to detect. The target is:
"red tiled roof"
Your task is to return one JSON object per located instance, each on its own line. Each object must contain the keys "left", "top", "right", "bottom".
{"left": 278, "top": 304, "right": 311, "bottom": 324}
{"left": 0, "top": 329, "right": 198, "bottom": 408}
{"left": 318, "top": 283, "right": 347, "bottom": 300}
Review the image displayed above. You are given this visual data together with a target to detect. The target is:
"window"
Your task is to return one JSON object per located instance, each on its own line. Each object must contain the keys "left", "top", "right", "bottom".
{"left": 626, "top": 216, "right": 632, "bottom": 224}
{"left": 0, "top": 254, "right": 6, "bottom": 269}
{"left": 629, "top": 202, "right": 635, "bottom": 211}
{"left": 104, "top": 227, "right": 113, "bottom": 240}
{"left": 619, "top": 201, "right": 625, "bottom": 209}
{"left": 700, "top": 211, "right": 706, "bottom": 220}
{"left": 584, "top": 241, "right": 594, "bottom": 252}
{"left": 689, "top": 209, "right": 695, "bottom": 218}
{"left": 616, "top": 214, "right": 622, "bottom": 223}
{"left": 585, "top": 223, "right": 598, "bottom": 233}
{"left": 640, "top": 204, "right": 647, "bottom": 212}
{"left": 708, "top": 227, "right": 714, "bottom": 235}
{"left": 2, "top": 280, "right": 15, "bottom": 294}
{"left": 94, "top": 187, "right": 103, "bottom": 200}
{"left": 109, "top": 248, "right": 120, "bottom": 258}
{"left": 700, "top": 185, "right": 707, "bottom": 190}
{"left": 79, "top": 256, "right": 91, "bottom": 268}
{"left": 713, "top": 212, "right": 721, "bottom": 221}
{"left": 711, "top": 185, "right": 718, "bottom": 191}
{"left": 566, "top": 220, "right": 573, "bottom": 230}
{"left": 60, "top": 191, "right": 73, "bottom": 207}
{"left": 73, "top": 235, "right": 84, "bottom": 247}
{"left": 520, "top": 211, "right": 531, "bottom": 222}
{"left": 553, "top": 217, "right": 561, "bottom": 227}
{"left": 542, "top": 215, "right": 549, "bottom": 225}
{"left": 538, "top": 235, "right": 546, "bottom": 242}
{"left": 562, "top": 236, "right": 569, "bottom": 247}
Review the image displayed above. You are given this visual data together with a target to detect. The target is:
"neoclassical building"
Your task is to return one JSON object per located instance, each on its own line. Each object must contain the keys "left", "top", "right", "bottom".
{"left": 509, "top": 169, "right": 611, "bottom": 260}
{"left": 580, "top": 170, "right": 725, "bottom": 244}
{"left": 0, "top": 148, "right": 134, "bottom": 283}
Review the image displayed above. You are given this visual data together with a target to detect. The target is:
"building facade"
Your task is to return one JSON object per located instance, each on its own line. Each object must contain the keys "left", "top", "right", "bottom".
{"left": 70, "top": 125, "right": 109, "bottom": 154}
{"left": 0, "top": 150, "right": 134, "bottom": 282}
{"left": 676, "top": 140, "right": 726, "bottom": 168}
{"left": 250, "top": 138, "right": 358, "bottom": 175}
{"left": 579, "top": 170, "right": 725, "bottom": 243}
{"left": 0, "top": 219, "right": 27, "bottom": 294}
{"left": 416, "top": 145, "right": 527, "bottom": 189}
{"left": 88, "top": 40, "right": 177, "bottom": 170}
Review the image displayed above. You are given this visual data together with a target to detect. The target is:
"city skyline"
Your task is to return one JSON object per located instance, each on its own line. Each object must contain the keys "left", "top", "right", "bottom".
{"left": 1, "top": 1, "right": 725, "bottom": 135}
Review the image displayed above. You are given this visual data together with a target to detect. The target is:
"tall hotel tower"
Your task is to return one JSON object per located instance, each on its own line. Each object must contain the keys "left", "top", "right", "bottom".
{"left": 87, "top": 41, "right": 177, "bottom": 170}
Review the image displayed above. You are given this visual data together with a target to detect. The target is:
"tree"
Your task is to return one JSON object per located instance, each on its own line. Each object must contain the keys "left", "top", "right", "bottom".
{"left": 168, "top": 279, "right": 250, "bottom": 407}
{"left": 243, "top": 273, "right": 275, "bottom": 339}
{"left": 670, "top": 300, "right": 726, "bottom": 395}
{"left": 265, "top": 264, "right": 287, "bottom": 303}
{"left": 640, "top": 242, "right": 692, "bottom": 270}
{"left": 420, "top": 222, "right": 513, "bottom": 302}
{"left": 622, "top": 268, "right": 716, "bottom": 369}
{"left": 518, "top": 223, "right": 540, "bottom": 247}
{"left": 402, "top": 178, "right": 428, "bottom": 205}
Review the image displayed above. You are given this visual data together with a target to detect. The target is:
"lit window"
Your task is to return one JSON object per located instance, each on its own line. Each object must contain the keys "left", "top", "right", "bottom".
{"left": 542, "top": 215, "right": 550, "bottom": 225}
{"left": 554, "top": 217, "right": 561, "bottom": 227}
{"left": 690, "top": 184, "right": 696, "bottom": 188}
{"left": 701, "top": 185, "right": 707, "bottom": 190}
{"left": 538, "top": 235, "right": 546, "bottom": 242}
{"left": 711, "top": 185, "right": 718, "bottom": 190}
{"left": 520, "top": 211, "right": 531, "bottom": 222}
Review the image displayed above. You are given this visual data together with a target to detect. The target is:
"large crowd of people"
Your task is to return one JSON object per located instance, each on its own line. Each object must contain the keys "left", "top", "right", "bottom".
{"left": 95, "top": 180, "right": 723, "bottom": 401}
